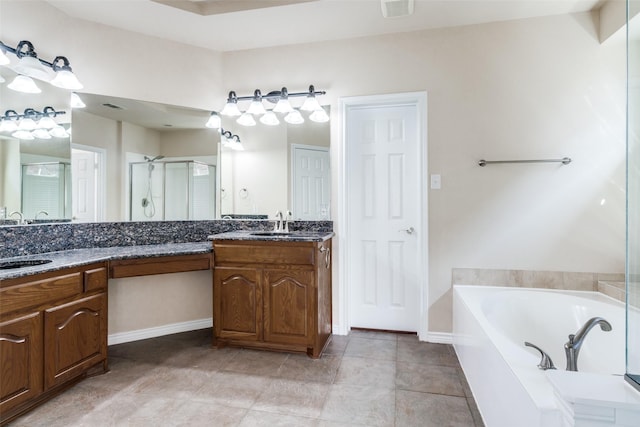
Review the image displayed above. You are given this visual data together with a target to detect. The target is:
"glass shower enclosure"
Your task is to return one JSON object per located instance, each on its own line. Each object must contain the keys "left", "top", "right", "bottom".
{"left": 129, "top": 160, "right": 216, "bottom": 221}
{"left": 627, "top": 0, "right": 640, "bottom": 392}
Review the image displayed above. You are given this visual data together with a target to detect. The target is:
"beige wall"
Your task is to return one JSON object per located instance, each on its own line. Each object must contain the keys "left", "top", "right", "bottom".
{"left": 3, "top": 2, "right": 627, "bottom": 336}
{"left": 223, "top": 12, "right": 626, "bottom": 333}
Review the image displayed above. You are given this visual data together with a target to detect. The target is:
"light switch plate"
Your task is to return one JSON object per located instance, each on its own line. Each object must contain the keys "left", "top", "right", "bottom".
{"left": 430, "top": 174, "right": 441, "bottom": 190}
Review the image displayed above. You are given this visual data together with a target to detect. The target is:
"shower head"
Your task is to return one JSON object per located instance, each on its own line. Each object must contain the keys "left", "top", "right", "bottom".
{"left": 144, "top": 155, "right": 165, "bottom": 162}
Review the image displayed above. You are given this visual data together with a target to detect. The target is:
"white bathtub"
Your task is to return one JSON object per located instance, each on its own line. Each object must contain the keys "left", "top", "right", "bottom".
{"left": 453, "top": 286, "right": 626, "bottom": 427}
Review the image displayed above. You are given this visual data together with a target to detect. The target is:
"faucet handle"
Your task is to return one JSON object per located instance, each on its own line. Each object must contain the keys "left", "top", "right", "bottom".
{"left": 524, "top": 341, "right": 556, "bottom": 370}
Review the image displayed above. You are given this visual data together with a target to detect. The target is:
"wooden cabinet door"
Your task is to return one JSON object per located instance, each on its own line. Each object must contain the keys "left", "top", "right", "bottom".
{"left": 44, "top": 293, "right": 107, "bottom": 390}
{"left": 214, "top": 267, "right": 262, "bottom": 341}
{"left": 0, "top": 312, "right": 43, "bottom": 416}
{"left": 263, "top": 268, "right": 315, "bottom": 346}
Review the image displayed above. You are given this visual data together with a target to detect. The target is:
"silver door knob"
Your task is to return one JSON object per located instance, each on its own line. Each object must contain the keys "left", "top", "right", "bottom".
{"left": 401, "top": 227, "right": 415, "bottom": 235}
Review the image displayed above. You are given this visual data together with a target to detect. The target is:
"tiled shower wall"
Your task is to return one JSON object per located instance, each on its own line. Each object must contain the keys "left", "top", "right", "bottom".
{"left": 452, "top": 268, "right": 626, "bottom": 303}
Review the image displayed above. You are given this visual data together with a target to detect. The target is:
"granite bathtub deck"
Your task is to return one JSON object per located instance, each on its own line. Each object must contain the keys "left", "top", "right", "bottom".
{"left": 0, "top": 242, "right": 212, "bottom": 280}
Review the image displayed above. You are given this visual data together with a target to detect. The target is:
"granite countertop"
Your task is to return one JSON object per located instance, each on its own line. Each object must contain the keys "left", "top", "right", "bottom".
{"left": 0, "top": 242, "right": 212, "bottom": 280}
{"left": 208, "top": 231, "right": 334, "bottom": 242}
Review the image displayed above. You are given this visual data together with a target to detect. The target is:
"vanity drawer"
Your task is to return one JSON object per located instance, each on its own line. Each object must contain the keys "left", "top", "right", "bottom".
{"left": 109, "top": 253, "right": 212, "bottom": 278}
{"left": 214, "top": 241, "right": 316, "bottom": 266}
{"left": 0, "top": 273, "right": 83, "bottom": 316}
{"left": 84, "top": 267, "right": 107, "bottom": 293}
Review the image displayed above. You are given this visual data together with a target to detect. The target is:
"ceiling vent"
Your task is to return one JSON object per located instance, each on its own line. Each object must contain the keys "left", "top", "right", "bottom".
{"left": 381, "top": 0, "right": 414, "bottom": 18}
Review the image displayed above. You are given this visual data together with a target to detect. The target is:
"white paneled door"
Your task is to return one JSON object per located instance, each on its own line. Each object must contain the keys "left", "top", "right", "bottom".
{"left": 345, "top": 97, "right": 425, "bottom": 333}
{"left": 291, "top": 145, "right": 330, "bottom": 220}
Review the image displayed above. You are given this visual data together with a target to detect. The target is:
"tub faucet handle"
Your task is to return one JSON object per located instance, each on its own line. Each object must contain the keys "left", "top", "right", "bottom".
{"left": 524, "top": 341, "right": 556, "bottom": 370}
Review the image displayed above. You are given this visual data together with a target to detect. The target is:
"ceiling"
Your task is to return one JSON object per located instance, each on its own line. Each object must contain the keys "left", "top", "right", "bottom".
{"left": 45, "top": 0, "right": 604, "bottom": 52}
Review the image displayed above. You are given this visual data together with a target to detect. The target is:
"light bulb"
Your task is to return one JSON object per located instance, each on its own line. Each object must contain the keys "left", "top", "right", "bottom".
{"left": 246, "top": 100, "right": 266, "bottom": 115}
{"left": 0, "top": 50, "right": 9, "bottom": 65}
{"left": 0, "top": 120, "right": 18, "bottom": 133}
{"left": 71, "top": 92, "right": 86, "bottom": 109}
{"left": 14, "top": 55, "right": 51, "bottom": 81}
{"left": 309, "top": 108, "right": 330, "bottom": 123}
{"left": 284, "top": 110, "right": 305, "bottom": 125}
{"left": 38, "top": 116, "right": 57, "bottom": 129}
{"left": 50, "top": 69, "right": 83, "bottom": 90}
{"left": 220, "top": 101, "right": 241, "bottom": 117}
{"left": 18, "top": 118, "right": 37, "bottom": 131}
{"left": 273, "top": 98, "right": 294, "bottom": 113}
{"left": 236, "top": 112, "right": 256, "bottom": 127}
{"left": 260, "top": 111, "right": 280, "bottom": 126}
{"left": 7, "top": 75, "right": 41, "bottom": 93}
{"left": 32, "top": 128, "right": 52, "bottom": 139}
{"left": 12, "top": 130, "right": 35, "bottom": 140}
{"left": 300, "top": 95, "right": 322, "bottom": 112}
{"left": 205, "top": 112, "right": 221, "bottom": 129}
{"left": 49, "top": 125, "right": 69, "bottom": 138}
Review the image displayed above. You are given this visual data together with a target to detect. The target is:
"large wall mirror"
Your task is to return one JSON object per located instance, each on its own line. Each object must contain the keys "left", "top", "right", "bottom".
{"left": 0, "top": 67, "right": 72, "bottom": 222}
{"left": 219, "top": 110, "right": 330, "bottom": 220}
{"left": 1, "top": 87, "right": 331, "bottom": 224}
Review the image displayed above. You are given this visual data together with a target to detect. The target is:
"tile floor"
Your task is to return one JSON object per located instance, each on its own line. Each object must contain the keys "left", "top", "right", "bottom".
{"left": 10, "top": 329, "right": 484, "bottom": 427}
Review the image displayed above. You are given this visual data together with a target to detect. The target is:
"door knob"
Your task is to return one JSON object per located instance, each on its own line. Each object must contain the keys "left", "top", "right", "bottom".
{"left": 401, "top": 227, "right": 415, "bottom": 235}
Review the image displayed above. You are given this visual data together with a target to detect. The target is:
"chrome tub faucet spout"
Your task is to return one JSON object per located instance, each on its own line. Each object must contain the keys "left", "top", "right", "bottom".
{"left": 564, "top": 317, "right": 612, "bottom": 371}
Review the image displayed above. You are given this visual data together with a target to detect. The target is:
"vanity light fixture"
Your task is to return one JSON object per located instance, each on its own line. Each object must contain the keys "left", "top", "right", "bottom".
{"left": 204, "top": 112, "right": 242, "bottom": 149}
{"left": 0, "top": 40, "right": 83, "bottom": 92}
{"left": 205, "top": 111, "right": 222, "bottom": 129}
{"left": 309, "top": 107, "right": 330, "bottom": 123}
{"left": 219, "top": 85, "right": 328, "bottom": 126}
{"left": 0, "top": 107, "right": 68, "bottom": 140}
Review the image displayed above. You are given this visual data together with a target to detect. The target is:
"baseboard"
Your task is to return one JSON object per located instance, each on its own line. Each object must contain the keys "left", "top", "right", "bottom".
{"left": 424, "top": 331, "right": 453, "bottom": 344}
{"left": 107, "top": 318, "right": 213, "bottom": 345}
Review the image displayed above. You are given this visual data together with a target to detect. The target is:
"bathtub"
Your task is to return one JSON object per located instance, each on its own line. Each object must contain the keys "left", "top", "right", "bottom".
{"left": 453, "top": 286, "right": 626, "bottom": 427}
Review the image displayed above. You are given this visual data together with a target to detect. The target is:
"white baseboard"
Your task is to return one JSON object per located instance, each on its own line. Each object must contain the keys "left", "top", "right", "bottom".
{"left": 423, "top": 331, "right": 453, "bottom": 344}
{"left": 108, "top": 318, "right": 213, "bottom": 346}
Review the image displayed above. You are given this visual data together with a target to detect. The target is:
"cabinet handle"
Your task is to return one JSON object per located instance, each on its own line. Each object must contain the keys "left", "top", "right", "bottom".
{"left": 319, "top": 246, "right": 331, "bottom": 269}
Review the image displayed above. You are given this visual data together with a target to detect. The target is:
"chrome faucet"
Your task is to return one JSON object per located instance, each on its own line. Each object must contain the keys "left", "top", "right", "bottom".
{"left": 9, "top": 211, "right": 26, "bottom": 225}
{"left": 564, "top": 317, "right": 612, "bottom": 371}
{"left": 284, "top": 210, "right": 292, "bottom": 233}
{"left": 35, "top": 210, "right": 49, "bottom": 220}
{"left": 274, "top": 210, "right": 283, "bottom": 232}
{"left": 524, "top": 342, "right": 556, "bottom": 370}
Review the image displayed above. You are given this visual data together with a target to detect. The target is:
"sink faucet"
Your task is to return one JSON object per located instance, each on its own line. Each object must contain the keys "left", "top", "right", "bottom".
{"left": 564, "top": 317, "right": 612, "bottom": 371}
{"left": 9, "top": 211, "right": 26, "bottom": 225}
{"left": 35, "top": 210, "right": 48, "bottom": 220}
{"left": 284, "top": 210, "right": 292, "bottom": 233}
{"left": 274, "top": 210, "right": 283, "bottom": 232}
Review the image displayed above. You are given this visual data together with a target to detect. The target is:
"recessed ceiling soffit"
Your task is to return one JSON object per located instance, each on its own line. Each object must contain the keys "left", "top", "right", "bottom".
{"left": 151, "top": 0, "right": 318, "bottom": 16}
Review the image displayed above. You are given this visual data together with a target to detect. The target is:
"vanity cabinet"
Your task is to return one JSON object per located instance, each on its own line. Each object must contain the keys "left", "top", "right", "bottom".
{"left": 0, "top": 263, "right": 108, "bottom": 425}
{"left": 213, "top": 238, "right": 332, "bottom": 358}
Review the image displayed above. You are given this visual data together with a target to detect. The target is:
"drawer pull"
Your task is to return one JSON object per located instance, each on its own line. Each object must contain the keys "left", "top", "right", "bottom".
{"left": 319, "top": 247, "right": 331, "bottom": 269}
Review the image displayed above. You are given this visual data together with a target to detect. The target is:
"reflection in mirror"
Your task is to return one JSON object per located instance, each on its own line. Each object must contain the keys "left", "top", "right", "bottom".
{"left": 220, "top": 108, "right": 330, "bottom": 220}
{"left": 72, "top": 93, "right": 219, "bottom": 222}
{"left": 0, "top": 67, "right": 72, "bottom": 222}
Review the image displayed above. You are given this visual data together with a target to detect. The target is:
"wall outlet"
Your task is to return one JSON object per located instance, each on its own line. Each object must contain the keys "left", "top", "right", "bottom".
{"left": 430, "top": 174, "right": 441, "bottom": 190}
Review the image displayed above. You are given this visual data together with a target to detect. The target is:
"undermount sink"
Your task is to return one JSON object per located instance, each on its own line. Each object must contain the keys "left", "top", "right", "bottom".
{"left": 0, "top": 259, "right": 53, "bottom": 270}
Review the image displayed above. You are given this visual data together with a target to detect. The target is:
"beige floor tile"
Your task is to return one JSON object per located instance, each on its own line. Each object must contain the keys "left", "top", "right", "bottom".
{"left": 276, "top": 353, "right": 341, "bottom": 383}
{"left": 168, "top": 400, "right": 248, "bottom": 426}
{"left": 396, "top": 361, "right": 465, "bottom": 396}
{"left": 397, "top": 340, "right": 459, "bottom": 366}
{"left": 344, "top": 337, "right": 397, "bottom": 361}
{"left": 252, "top": 378, "right": 330, "bottom": 418}
{"left": 195, "top": 371, "right": 272, "bottom": 408}
{"left": 334, "top": 356, "right": 396, "bottom": 388}
{"left": 320, "top": 384, "right": 395, "bottom": 426}
{"left": 322, "top": 335, "right": 349, "bottom": 355}
{"left": 349, "top": 329, "right": 399, "bottom": 341}
{"left": 396, "top": 389, "right": 475, "bottom": 427}
{"left": 221, "top": 348, "right": 289, "bottom": 376}
{"left": 239, "top": 410, "right": 319, "bottom": 426}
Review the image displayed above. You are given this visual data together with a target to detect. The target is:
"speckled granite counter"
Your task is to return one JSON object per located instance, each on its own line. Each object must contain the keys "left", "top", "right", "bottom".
{"left": 0, "top": 242, "right": 212, "bottom": 280}
{"left": 208, "top": 231, "right": 334, "bottom": 242}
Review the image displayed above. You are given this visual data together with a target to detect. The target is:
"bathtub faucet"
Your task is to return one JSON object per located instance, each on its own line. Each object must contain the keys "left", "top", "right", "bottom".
{"left": 564, "top": 317, "right": 612, "bottom": 372}
{"left": 524, "top": 342, "right": 556, "bottom": 370}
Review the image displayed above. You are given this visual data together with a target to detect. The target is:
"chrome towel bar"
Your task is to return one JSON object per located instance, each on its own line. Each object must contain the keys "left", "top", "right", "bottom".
{"left": 478, "top": 157, "right": 571, "bottom": 167}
